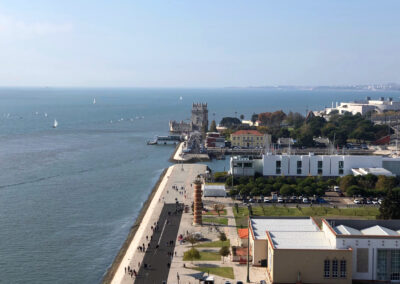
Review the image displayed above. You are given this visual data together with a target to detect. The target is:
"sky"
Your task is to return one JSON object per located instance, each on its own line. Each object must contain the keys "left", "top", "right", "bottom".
{"left": 0, "top": 0, "right": 399, "bottom": 87}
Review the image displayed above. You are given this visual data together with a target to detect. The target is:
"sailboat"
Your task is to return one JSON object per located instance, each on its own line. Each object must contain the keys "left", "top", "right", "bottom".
{"left": 53, "top": 119, "right": 58, "bottom": 128}
{"left": 93, "top": 98, "right": 96, "bottom": 104}
{"left": 44, "top": 113, "right": 48, "bottom": 118}
{"left": 179, "top": 96, "right": 183, "bottom": 101}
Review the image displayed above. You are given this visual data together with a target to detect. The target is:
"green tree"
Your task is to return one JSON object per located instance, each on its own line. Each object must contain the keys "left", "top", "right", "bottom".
{"left": 209, "top": 120, "right": 217, "bottom": 132}
{"left": 339, "top": 175, "right": 357, "bottom": 192}
{"left": 240, "top": 114, "right": 245, "bottom": 120}
{"left": 251, "top": 113, "right": 258, "bottom": 124}
{"left": 379, "top": 188, "right": 400, "bottom": 219}
{"left": 280, "top": 184, "right": 293, "bottom": 196}
{"left": 219, "top": 232, "right": 227, "bottom": 241}
{"left": 346, "top": 185, "right": 364, "bottom": 196}
{"left": 219, "top": 246, "right": 230, "bottom": 263}
{"left": 187, "top": 235, "right": 198, "bottom": 248}
{"left": 184, "top": 248, "right": 200, "bottom": 263}
{"left": 375, "top": 176, "right": 397, "bottom": 192}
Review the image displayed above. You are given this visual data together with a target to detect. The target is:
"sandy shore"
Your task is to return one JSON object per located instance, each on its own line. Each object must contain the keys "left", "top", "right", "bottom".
{"left": 102, "top": 166, "right": 172, "bottom": 284}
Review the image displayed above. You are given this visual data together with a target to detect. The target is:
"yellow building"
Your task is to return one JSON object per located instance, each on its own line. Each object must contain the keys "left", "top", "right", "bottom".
{"left": 231, "top": 130, "right": 270, "bottom": 148}
{"left": 249, "top": 217, "right": 352, "bottom": 284}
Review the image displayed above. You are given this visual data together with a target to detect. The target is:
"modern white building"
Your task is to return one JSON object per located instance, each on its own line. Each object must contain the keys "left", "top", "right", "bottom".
{"left": 262, "top": 153, "right": 400, "bottom": 177}
{"left": 323, "top": 219, "right": 400, "bottom": 282}
{"left": 202, "top": 184, "right": 226, "bottom": 197}
{"left": 324, "top": 97, "right": 400, "bottom": 115}
{"left": 248, "top": 217, "right": 400, "bottom": 283}
{"left": 230, "top": 156, "right": 263, "bottom": 176}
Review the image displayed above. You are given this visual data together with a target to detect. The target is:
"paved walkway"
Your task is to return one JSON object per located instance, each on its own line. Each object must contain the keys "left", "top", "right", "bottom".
{"left": 110, "top": 164, "right": 207, "bottom": 284}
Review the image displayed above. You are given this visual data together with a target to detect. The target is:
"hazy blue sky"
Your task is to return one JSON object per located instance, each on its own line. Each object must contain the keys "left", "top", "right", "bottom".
{"left": 0, "top": 1, "right": 399, "bottom": 87}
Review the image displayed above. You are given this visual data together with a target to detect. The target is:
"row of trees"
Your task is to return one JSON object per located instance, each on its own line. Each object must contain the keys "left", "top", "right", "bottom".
{"left": 215, "top": 171, "right": 400, "bottom": 199}
{"left": 339, "top": 174, "right": 399, "bottom": 197}
{"left": 225, "top": 175, "right": 333, "bottom": 198}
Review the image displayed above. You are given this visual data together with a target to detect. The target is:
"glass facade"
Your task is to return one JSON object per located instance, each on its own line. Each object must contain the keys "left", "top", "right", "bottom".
{"left": 377, "top": 249, "right": 400, "bottom": 281}
{"left": 332, "top": 260, "right": 338, "bottom": 278}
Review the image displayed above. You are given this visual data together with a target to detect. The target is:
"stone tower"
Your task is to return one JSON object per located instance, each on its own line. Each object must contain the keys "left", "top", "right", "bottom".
{"left": 193, "top": 178, "right": 202, "bottom": 226}
{"left": 191, "top": 103, "right": 208, "bottom": 131}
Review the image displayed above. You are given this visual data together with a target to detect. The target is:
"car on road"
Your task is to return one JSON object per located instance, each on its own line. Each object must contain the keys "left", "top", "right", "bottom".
{"left": 302, "top": 197, "right": 309, "bottom": 204}
{"left": 378, "top": 198, "right": 383, "bottom": 205}
{"left": 277, "top": 197, "right": 284, "bottom": 203}
{"left": 333, "top": 186, "right": 340, "bottom": 192}
{"left": 354, "top": 199, "right": 361, "bottom": 204}
{"left": 224, "top": 281, "right": 232, "bottom": 284}
{"left": 236, "top": 281, "right": 244, "bottom": 284}
{"left": 260, "top": 281, "right": 267, "bottom": 284}
{"left": 264, "top": 197, "right": 271, "bottom": 203}
{"left": 249, "top": 198, "right": 255, "bottom": 203}
{"left": 372, "top": 200, "right": 379, "bottom": 205}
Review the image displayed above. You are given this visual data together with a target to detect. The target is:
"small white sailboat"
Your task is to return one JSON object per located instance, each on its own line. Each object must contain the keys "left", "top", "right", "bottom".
{"left": 179, "top": 96, "right": 183, "bottom": 101}
{"left": 53, "top": 119, "right": 58, "bottom": 128}
{"left": 44, "top": 113, "right": 48, "bottom": 118}
{"left": 93, "top": 98, "right": 96, "bottom": 104}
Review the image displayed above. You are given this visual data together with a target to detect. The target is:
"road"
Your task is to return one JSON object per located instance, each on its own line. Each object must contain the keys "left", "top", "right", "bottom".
{"left": 134, "top": 203, "right": 183, "bottom": 284}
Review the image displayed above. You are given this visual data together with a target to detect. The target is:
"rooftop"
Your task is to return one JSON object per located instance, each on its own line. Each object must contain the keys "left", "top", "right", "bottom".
{"left": 327, "top": 219, "right": 400, "bottom": 237}
{"left": 269, "top": 231, "right": 333, "bottom": 249}
{"left": 250, "top": 217, "right": 335, "bottom": 250}
{"left": 351, "top": 167, "right": 395, "bottom": 177}
{"left": 250, "top": 217, "right": 319, "bottom": 240}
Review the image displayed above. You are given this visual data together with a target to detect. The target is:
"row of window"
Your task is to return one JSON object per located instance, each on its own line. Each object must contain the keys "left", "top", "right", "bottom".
{"left": 324, "top": 259, "right": 347, "bottom": 278}
{"left": 232, "top": 136, "right": 263, "bottom": 141}
{"left": 275, "top": 160, "right": 344, "bottom": 175}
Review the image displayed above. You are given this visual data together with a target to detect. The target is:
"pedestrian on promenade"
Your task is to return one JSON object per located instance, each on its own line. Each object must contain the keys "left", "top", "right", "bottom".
{"left": 125, "top": 267, "right": 126, "bottom": 273}
{"left": 128, "top": 265, "right": 130, "bottom": 272}
{"left": 175, "top": 251, "right": 177, "bottom": 256}
{"left": 138, "top": 261, "right": 140, "bottom": 267}
{"left": 146, "top": 235, "right": 148, "bottom": 240}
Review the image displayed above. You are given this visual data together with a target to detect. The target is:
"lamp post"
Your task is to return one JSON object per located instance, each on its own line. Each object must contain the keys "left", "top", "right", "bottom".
{"left": 247, "top": 210, "right": 250, "bottom": 283}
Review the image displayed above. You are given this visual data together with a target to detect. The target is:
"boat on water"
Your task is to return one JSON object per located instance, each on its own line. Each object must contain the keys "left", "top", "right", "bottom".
{"left": 44, "top": 113, "right": 48, "bottom": 118}
{"left": 179, "top": 96, "right": 183, "bottom": 101}
{"left": 53, "top": 119, "right": 58, "bottom": 128}
{"left": 147, "top": 135, "right": 182, "bottom": 145}
{"left": 93, "top": 98, "right": 96, "bottom": 104}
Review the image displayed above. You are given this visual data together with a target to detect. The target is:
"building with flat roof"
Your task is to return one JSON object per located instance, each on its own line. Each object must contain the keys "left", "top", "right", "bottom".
{"left": 262, "top": 153, "right": 400, "bottom": 177}
{"left": 324, "top": 97, "right": 400, "bottom": 115}
{"left": 249, "top": 217, "right": 352, "bottom": 283}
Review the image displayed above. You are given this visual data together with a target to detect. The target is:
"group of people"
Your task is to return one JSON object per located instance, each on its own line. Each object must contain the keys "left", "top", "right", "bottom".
{"left": 124, "top": 266, "right": 137, "bottom": 279}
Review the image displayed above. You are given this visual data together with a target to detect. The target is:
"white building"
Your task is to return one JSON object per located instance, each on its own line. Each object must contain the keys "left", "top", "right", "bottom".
{"left": 230, "top": 156, "right": 263, "bottom": 176}
{"left": 262, "top": 153, "right": 400, "bottom": 177}
{"left": 323, "top": 219, "right": 400, "bottom": 282}
{"left": 325, "top": 97, "right": 400, "bottom": 115}
{"left": 202, "top": 184, "right": 226, "bottom": 197}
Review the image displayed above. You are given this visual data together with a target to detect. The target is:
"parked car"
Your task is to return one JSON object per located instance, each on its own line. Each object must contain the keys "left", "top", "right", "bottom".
{"left": 372, "top": 200, "right": 379, "bottom": 205}
{"left": 264, "top": 197, "right": 271, "bottom": 203}
{"left": 224, "top": 281, "right": 232, "bottom": 284}
{"left": 260, "top": 281, "right": 267, "bottom": 284}
{"left": 354, "top": 199, "right": 361, "bottom": 204}
{"left": 249, "top": 198, "right": 255, "bottom": 203}
{"left": 378, "top": 198, "right": 383, "bottom": 205}
{"left": 333, "top": 186, "right": 340, "bottom": 192}
{"left": 277, "top": 197, "right": 284, "bottom": 203}
{"left": 302, "top": 197, "right": 309, "bottom": 204}
{"left": 236, "top": 282, "right": 244, "bottom": 284}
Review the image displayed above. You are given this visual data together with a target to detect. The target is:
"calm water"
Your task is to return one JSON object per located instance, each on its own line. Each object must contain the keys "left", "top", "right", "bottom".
{"left": 0, "top": 87, "right": 397, "bottom": 283}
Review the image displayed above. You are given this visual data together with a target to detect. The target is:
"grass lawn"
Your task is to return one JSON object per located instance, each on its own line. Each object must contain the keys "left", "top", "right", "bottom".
{"left": 203, "top": 217, "right": 228, "bottom": 225}
{"left": 234, "top": 205, "right": 379, "bottom": 228}
{"left": 195, "top": 240, "right": 230, "bottom": 248}
{"left": 204, "top": 209, "right": 227, "bottom": 216}
{"left": 188, "top": 266, "right": 235, "bottom": 279}
{"left": 183, "top": 250, "right": 221, "bottom": 261}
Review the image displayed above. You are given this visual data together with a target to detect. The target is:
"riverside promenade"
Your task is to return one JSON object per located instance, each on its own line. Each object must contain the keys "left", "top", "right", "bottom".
{"left": 109, "top": 163, "right": 207, "bottom": 284}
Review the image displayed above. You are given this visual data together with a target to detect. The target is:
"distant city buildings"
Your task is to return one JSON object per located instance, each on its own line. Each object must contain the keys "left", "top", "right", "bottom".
{"left": 318, "top": 96, "right": 400, "bottom": 116}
